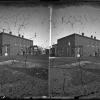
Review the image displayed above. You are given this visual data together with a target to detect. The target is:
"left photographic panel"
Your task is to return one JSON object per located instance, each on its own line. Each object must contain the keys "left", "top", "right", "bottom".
{"left": 0, "top": 2, "right": 49, "bottom": 98}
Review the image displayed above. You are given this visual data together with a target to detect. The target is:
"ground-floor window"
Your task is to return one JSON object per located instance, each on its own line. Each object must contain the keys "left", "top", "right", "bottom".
{"left": 2, "top": 44, "right": 10, "bottom": 56}
{"left": 75, "top": 46, "right": 83, "bottom": 57}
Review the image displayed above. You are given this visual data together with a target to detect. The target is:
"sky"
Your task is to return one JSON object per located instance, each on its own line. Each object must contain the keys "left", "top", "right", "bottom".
{"left": 0, "top": 5, "right": 50, "bottom": 48}
{"left": 1, "top": 3, "right": 100, "bottom": 48}
{"left": 51, "top": 4, "right": 100, "bottom": 45}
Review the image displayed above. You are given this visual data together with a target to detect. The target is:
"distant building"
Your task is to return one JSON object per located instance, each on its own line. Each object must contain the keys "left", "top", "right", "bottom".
{"left": 32, "top": 45, "right": 40, "bottom": 55}
{"left": 45, "top": 49, "right": 49, "bottom": 55}
{"left": 29, "top": 45, "right": 41, "bottom": 55}
{"left": 38, "top": 47, "right": 49, "bottom": 55}
{"left": 50, "top": 44, "right": 57, "bottom": 56}
{"left": 29, "top": 45, "right": 49, "bottom": 55}
{"left": 0, "top": 32, "right": 33, "bottom": 56}
{"left": 57, "top": 33, "right": 100, "bottom": 57}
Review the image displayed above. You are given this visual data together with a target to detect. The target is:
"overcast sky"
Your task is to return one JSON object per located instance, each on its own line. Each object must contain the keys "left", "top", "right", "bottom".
{"left": 1, "top": 3, "right": 100, "bottom": 48}
{"left": 51, "top": 4, "right": 100, "bottom": 45}
{"left": 0, "top": 6, "right": 49, "bottom": 48}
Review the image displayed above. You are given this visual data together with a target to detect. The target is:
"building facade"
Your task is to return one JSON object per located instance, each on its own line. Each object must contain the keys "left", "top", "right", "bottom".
{"left": 0, "top": 32, "right": 33, "bottom": 56}
{"left": 57, "top": 33, "right": 100, "bottom": 57}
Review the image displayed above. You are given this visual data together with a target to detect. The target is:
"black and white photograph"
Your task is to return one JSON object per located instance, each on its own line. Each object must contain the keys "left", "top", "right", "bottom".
{"left": 1, "top": 0, "right": 100, "bottom": 99}
{"left": 0, "top": 0, "right": 49, "bottom": 99}
{"left": 50, "top": 0, "right": 100, "bottom": 99}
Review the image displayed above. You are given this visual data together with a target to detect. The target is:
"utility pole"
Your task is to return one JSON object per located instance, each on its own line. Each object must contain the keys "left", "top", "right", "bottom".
{"left": 35, "top": 32, "right": 37, "bottom": 38}
{"left": 49, "top": 6, "right": 52, "bottom": 49}
{"left": 34, "top": 32, "right": 37, "bottom": 45}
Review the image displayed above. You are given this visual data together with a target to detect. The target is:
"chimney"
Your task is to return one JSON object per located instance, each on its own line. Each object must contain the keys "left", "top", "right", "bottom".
{"left": 9, "top": 31, "right": 12, "bottom": 35}
{"left": 18, "top": 34, "right": 20, "bottom": 37}
{"left": 94, "top": 36, "right": 96, "bottom": 39}
{"left": 3, "top": 29, "right": 5, "bottom": 33}
{"left": 82, "top": 32, "right": 84, "bottom": 36}
{"left": 22, "top": 35, "right": 24, "bottom": 38}
{"left": 91, "top": 35, "right": 93, "bottom": 38}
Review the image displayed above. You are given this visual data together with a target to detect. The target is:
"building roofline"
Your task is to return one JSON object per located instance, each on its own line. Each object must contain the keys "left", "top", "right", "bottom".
{"left": 74, "top": 33, "right": 100, "bottom": 42}
{"left": 0, "top": 32, "right": 33, "bottom": 42}
{"left": 58, "top": 33, "right": 100, "bottom": 42}
{"left": 57, "top": 33, "right": 75, "bottom": 41}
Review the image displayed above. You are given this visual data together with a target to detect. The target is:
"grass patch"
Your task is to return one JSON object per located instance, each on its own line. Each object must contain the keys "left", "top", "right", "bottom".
{"left": 50, "top": 57, "right": 100, "bottom": 97}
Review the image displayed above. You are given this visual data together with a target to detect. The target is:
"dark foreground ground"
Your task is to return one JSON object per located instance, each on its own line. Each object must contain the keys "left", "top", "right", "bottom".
{"left": 50, "top": 56, "right": 100, "bottom": 99}
{"left": 0, "top": 55, "right": 49, "bottom": 98}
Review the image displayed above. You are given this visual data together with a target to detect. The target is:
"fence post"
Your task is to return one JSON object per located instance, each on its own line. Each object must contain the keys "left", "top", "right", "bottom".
{"left": 77, "top": 55, "right": 86, "bottom": 96}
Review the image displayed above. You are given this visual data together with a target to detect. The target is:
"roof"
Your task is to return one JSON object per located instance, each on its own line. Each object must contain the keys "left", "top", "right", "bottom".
{"left": 75, "top": 33, "right": 100, "bottom": 42}
{"left": 58, "top": 33, "right": 100, "bottom": 42}
{"left": 58, "top": 33, "right": 75, "bottom": 41}
{"left": 0, "top": 32, "right": 33, "bottom": 42}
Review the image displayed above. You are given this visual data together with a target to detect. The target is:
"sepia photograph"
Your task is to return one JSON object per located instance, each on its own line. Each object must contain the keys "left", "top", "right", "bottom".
{"left": 50, "top": 0, "right": 100, "bottom": 99}
{"left": 0, "top": 0, "right": 49, "bottom": 99}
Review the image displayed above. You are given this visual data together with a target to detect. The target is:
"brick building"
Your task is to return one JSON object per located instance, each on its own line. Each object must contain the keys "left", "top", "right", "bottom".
{"left": 57, "top": 33, "right": 100, "bottom": 57}
{"left": 0, "top": 32, "right": 33, "bottom": 56}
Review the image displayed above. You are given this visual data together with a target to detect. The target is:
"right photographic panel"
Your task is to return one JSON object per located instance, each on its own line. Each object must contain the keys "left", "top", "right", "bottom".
{"left": 50, "top": 1, "right": 100, "bottom": 99}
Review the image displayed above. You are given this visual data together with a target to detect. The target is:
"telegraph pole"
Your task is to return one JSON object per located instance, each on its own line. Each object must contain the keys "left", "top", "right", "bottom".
{"left": 49, "top": 6, "right": 52, "bottom": 49}
{"left": 35, "top": 32, "right": 37, "bottom": 38}
{"left": 34, "top": 32, "right": 37, "bottom": 45}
